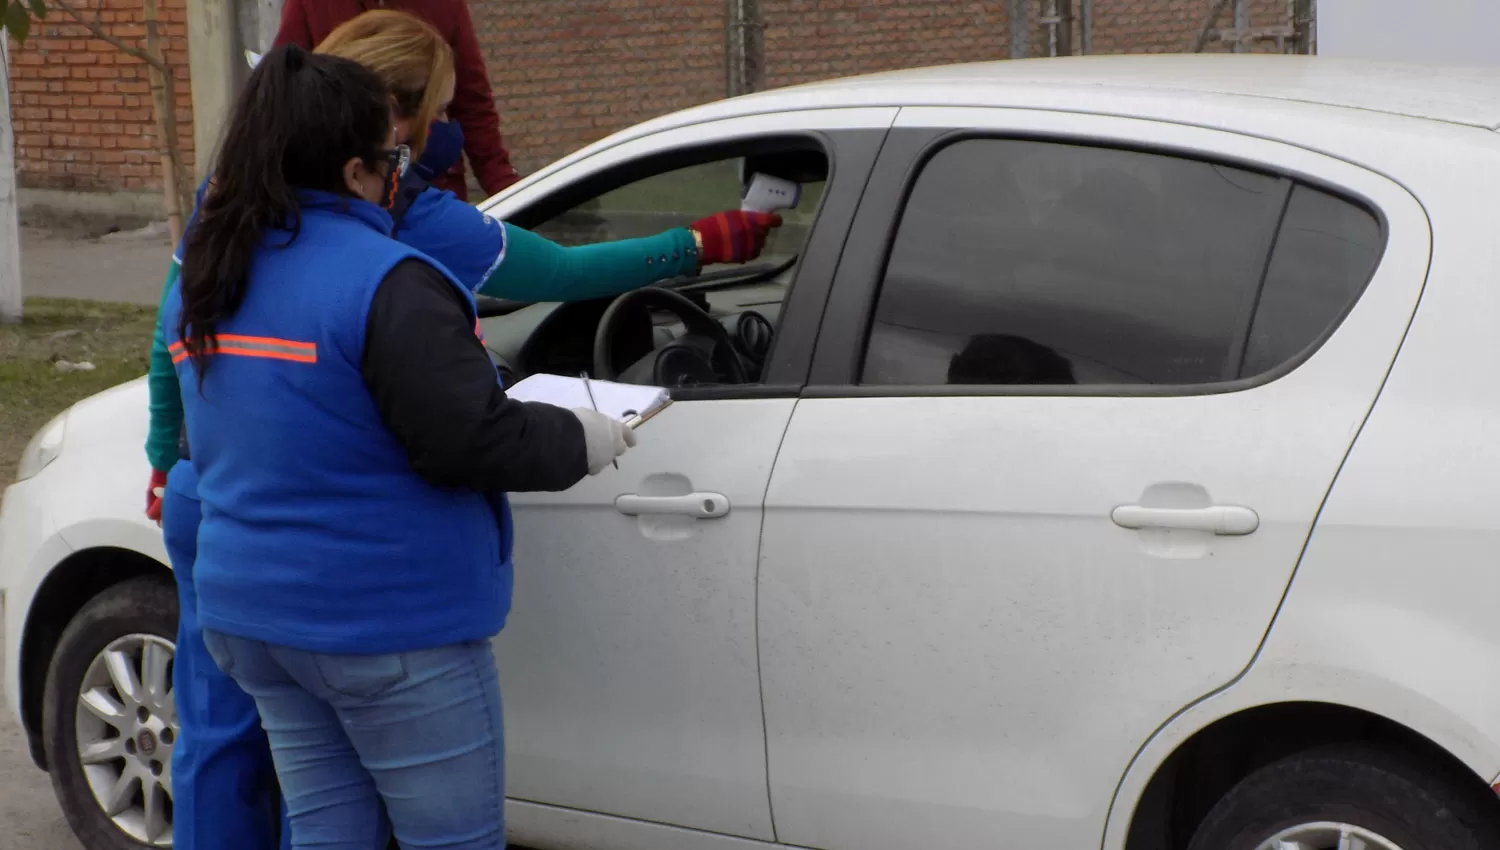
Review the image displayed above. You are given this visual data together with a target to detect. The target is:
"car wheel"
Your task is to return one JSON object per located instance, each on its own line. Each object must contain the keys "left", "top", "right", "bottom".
{"left": 42, "top": 575, "right": 179, "bottom": 849}
{"left": 1187, "top": 742, "right": 1500, "bottom": 850}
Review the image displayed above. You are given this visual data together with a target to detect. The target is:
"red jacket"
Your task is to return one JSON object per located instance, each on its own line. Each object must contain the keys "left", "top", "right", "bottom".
{"left": 274, "top": 0, "right": 521, "bottom": 200}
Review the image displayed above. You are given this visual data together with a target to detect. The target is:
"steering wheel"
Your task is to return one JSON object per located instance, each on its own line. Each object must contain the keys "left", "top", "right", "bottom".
{"left": 593, "top": 287, "right": 749, "bottom": 386}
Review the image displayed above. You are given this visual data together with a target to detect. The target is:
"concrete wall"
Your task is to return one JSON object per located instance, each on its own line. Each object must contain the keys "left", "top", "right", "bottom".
{"left": 1319, "top": 0, "right": 1500, "bottom": 66}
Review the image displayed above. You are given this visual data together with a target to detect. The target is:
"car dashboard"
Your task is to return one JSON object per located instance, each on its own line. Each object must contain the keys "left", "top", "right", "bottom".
{"left": 479, "top": 278, "right": 788, "bottom": 388}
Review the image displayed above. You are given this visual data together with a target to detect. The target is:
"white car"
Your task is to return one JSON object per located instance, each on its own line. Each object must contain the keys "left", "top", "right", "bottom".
{"left": 7, "top": 54, "right": 1500, "bottom": 850}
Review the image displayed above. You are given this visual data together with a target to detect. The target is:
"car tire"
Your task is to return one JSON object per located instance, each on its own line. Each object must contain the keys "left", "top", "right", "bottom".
{"left": 1187, "top": 742, "right": 1500, "bottom": 850}
{"left": 42, "top": 575, "right": 179, "bottom": 850}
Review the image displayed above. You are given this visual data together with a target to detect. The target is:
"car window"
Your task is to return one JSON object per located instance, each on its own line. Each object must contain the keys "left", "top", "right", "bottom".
{"left": 531, "top": 158, "right": 826, "bottom": 278}
{"left": 1239, "top": 185, "right": 1383, "bottom": 378}
{"left": 507, "top": 148, "right": 832, "bottom": 387}
{"left": 859, "top": 138, "right": 1382, "bottom": 390}
{"left": 861, "top": 139, "right": 1291, "bottom": 387}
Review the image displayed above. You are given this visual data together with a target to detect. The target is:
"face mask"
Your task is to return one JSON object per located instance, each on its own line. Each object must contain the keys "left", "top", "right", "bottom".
{"left": 415, "top": 119, "right": 464, "bottom": 180}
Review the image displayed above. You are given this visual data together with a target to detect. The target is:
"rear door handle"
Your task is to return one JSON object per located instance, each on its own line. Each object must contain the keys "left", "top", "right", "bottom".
{"left": 615, "top": 493, "right": 730, "bottom": 519}
{"left": 1111, "top": 505, "right": 1259, "bottom": 536}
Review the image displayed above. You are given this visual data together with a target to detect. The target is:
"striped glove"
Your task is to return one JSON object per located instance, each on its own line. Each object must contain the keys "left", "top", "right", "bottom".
{"left": 690, "top": 211, "right": 783, "bottom": 265}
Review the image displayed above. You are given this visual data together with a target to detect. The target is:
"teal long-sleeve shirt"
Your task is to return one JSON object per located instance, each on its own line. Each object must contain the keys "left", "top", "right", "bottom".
{"left": 146, "top": 221, "right": 700, "bottom": 472}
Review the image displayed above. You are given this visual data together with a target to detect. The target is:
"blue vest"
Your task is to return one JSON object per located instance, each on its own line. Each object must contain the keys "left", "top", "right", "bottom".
{"left": 163, "top": 192, "right": 514, "bottom": 655}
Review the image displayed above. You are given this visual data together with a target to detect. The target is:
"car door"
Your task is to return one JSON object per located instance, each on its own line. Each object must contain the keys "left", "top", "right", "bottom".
{"left": 757, "top": 107, "right": 1430, "bottom": 849}
{"left": 479, "top": 109, "right": 895, "bottom": 840}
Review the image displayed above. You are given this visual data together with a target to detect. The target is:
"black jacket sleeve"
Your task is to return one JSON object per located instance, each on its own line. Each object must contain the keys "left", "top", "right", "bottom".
{"left": 361, "top": 259, "right": 588, "bottom": 492}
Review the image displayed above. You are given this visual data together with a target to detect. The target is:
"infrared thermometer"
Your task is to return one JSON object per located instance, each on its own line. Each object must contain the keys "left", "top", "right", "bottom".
{"left": 741, "top": 173, "right": 801, "bottom": 214}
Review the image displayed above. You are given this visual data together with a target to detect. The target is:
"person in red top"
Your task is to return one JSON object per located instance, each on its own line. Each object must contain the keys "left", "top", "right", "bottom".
{"left": 274, "top": 0, "right": 520, "bottom": 199}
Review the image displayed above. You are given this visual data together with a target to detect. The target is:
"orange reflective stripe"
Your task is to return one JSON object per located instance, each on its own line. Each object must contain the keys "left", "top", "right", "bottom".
{"left": 216, "top": 334, "right": 316, "bottom": 353}
{"left": 169, "top": 334, "right": 317, "bottom": 365}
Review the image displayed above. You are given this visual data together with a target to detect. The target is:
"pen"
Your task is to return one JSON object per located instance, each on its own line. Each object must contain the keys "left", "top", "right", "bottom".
{"left": 580, "top": 371, "right": 618, "bottom": 470}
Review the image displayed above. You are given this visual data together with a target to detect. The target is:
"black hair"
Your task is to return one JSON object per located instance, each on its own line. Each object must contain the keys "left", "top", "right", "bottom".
{"left": 177, "top": 44, "right": 392, "bottom": 384}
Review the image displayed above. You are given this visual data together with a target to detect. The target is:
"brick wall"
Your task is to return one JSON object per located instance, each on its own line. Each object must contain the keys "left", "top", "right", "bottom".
{"left": 6, "top": 0, "right": 194, "bottom": 193}
{"left": 763, "top": 0, "right": 1012, "bottom": 90}
{"left": 5, "top": 0, "right": 1300, "bottom": 195}
{"left": 471, "top": 0, "right": 726, "bottom": 176}
{"left": 1087, "top": 0, "right": 1289, "bottom": 54}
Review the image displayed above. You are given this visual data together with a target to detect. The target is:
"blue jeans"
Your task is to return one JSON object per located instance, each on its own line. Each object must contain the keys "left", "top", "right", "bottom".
{"left": 163, "top": 463, "right": 291, "bottom": 850}
{"left": 200, "top": 631, "right": 506, "bottom": 850}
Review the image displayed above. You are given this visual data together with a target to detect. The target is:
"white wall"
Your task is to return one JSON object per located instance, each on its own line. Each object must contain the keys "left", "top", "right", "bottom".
{"left": 1319, "top": 0, "right": 1500, "bottom": 67}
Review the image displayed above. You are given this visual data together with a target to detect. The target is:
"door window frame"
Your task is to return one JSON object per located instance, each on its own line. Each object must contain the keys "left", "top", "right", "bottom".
{"left": 806, "top": 109, "right": 1400, "bottom": 399}
{"left": 475, "top": 110, "right": 897, "bottom": 400}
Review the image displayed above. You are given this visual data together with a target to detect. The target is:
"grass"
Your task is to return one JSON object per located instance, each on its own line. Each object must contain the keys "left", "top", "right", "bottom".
{"left": 0, "top": 298, "right": 155, "bottom": 482}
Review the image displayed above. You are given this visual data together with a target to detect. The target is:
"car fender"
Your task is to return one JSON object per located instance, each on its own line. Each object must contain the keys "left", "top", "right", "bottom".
{"left": 56, "top": 519, "right": 169, "bottom": 566}
{"left": 1101, "top": 602, "right": 1500, "bottom": 850}
{"left": 2, "top": 527, "right": 74, "bottom": 729}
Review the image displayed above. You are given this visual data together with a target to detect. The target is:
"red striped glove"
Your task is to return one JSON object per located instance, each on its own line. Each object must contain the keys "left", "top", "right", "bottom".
{"left": 145, "top": 469, "right": 167, "bottom": 524}
{"left": 690, "top": 211, "right": 783, "bottom": 265}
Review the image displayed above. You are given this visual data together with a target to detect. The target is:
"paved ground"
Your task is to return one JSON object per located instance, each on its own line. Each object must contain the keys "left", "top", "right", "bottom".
{"left": 21, "top": 223, "right": 172, "bottom": 306}
{"left": 1, "top": 632, "right": 86, "bottom": 850}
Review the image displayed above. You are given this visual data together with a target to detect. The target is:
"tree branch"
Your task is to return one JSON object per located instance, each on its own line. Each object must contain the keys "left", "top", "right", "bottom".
{"left": 1190, "top": 0, "right": 1235, "bottom": 53}
{"left": 48, "top": 0, "right": 169, "bottom": 72}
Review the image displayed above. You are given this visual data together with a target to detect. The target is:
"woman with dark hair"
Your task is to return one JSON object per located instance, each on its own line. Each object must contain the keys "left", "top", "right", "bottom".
{"left": 145, "top": 13, "right": 774, "bottom": 849}
{"left": 162, "top": 44, "right": 629, "bottom": 850}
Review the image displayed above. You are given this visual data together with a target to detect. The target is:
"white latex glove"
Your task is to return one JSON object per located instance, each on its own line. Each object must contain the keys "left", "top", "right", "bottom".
{"left": 571, "top": 408, "right": 637, "bottom": 475}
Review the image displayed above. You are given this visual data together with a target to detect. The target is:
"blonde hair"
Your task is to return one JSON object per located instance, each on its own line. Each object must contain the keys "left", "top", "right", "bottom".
{"left": 315, "top": 10, "right": 454, "bottom": 157}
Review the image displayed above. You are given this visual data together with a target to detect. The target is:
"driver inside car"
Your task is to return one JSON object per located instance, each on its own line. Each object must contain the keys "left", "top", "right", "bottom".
{"left": 141, "top": 12, "right": 781, "bottom": 850}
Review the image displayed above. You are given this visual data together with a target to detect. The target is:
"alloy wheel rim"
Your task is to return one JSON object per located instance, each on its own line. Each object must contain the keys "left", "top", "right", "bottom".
{"left": 74, "top": 633, "right": 177, "bottom": 847}
{"left": 1258, "top": 821, "right": 1405, "bottom": 850}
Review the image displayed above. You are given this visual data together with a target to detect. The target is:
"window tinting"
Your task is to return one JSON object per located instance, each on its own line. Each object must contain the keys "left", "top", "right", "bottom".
{"left": 862, "top": 139, "right": 1292, "bottom": 387}
{"left": 1239, "top": 184, "right": 1383, "bottom": 378}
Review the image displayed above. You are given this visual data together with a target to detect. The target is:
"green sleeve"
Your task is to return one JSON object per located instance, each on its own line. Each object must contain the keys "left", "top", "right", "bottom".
{"left": 144, "top": 260, "right": 184, "bottom": 473}
{"left": 477, "top": 223, "right": 700, "bottom": 302}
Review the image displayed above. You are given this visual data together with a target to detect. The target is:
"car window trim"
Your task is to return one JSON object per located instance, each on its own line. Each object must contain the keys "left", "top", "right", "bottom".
{"left": 806, "top": 125, "right": 1390, "bottom": 398}
{"left": 503, "top": 127, "right": 890, "bottom": 400}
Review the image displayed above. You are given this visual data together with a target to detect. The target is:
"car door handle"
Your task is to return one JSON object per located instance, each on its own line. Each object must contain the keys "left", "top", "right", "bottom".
{"left": 615, "top": 493, "right": 730, "bottom": 519}
{"left": 1111, "top": 505, "right": 1259, "bottom": 536}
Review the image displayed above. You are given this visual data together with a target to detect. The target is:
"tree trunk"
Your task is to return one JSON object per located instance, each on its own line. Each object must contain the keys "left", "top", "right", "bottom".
{"left": 725, "top": 0, "right": 764, "bottom": 97}
{"left": 0, "top": 31, "right": 23, "bottom": 323}
{"left": 143, "top": 0, "right": 190, "bottom": 244}
{"left": 1191, "top": 0, "right": 1235, "bottom": 52}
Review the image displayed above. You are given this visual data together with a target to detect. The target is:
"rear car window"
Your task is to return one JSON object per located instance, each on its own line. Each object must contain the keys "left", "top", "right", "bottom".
{"left": 860, "top": 138, "right": 1384, "bottom": 390}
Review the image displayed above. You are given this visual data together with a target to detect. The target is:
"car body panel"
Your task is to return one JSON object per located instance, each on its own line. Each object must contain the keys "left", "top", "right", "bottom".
{"left": 482, "top": 107, "right": 896, "bottom": 837}
{"left": 756, "top": 106, "right": 1434, "bottom": 849}
{"left": 1, "top": 472, "right": 69, "bottom": 727}
{"left": 1099, "top": 92, "right": 1500, "bottom": 849}
{"left": 502, "top": 399, "right": 793, "bottom": 839}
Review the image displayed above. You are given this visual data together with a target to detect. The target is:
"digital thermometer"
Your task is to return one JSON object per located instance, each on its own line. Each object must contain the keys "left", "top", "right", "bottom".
{"left": 741, "top": 172, "right": 801, "bottom": 214}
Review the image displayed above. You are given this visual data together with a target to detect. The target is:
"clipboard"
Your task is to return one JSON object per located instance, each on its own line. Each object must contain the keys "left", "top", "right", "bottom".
{"left": 505, "top": 373, "right": 669, "bottom": 425}
{"left": 625, "top": 398, "right": 673, "bottom": 429}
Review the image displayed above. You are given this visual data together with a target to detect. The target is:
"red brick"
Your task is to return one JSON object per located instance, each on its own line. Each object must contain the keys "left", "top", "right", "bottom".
{"left": 8, "top": 0, "right": 1295, "bottom": 193}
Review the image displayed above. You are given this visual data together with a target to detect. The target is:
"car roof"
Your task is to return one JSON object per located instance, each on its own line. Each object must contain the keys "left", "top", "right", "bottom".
{"left": 780, "top": 55, "right": 1500, "bottom": 129}
{"left": 661, "top": 55, "right": 1500, "bottom": 131}
{"left": 504, "top": 55, "right": 1500, "bottom": 201}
